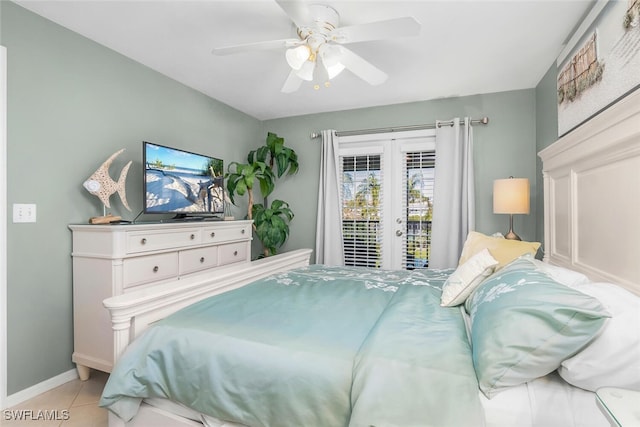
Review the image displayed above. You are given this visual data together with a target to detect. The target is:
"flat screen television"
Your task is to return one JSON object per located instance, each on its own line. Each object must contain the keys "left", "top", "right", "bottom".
{"left": 143, "top": 141, "right": 224, "bottom": 219}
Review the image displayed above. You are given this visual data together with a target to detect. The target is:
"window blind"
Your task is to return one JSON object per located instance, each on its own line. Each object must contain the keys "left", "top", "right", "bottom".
{"left": 340, "top": 155, "right": 383, "bottom": 268}
{"left": 402, "top": 151, "right": 435, "bottom": 269}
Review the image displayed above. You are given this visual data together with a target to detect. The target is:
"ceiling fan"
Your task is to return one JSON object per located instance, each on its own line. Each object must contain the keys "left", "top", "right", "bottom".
{"left": 212, "top": 0, "right": 421, "bottom": 93}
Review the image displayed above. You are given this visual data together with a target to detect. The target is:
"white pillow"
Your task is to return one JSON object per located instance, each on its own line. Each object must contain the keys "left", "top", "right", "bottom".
{"left": 558, "top": 282, "right": 640, "bottom": 391}
{"left": 441, "top": 248, "right": 498, "bottom": 306}
{"left": 530, "top": 260, "right": 591, "bottom": 288}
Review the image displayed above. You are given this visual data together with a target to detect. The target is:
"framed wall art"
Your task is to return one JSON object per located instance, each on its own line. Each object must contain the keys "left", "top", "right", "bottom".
{"left": 557, "top": 0, "right": 640, "bottom": 136}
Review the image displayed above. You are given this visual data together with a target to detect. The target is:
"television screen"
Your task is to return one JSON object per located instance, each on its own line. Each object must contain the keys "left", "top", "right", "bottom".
{"left": 143, "top": 141, "right": 224, "bottom": 218}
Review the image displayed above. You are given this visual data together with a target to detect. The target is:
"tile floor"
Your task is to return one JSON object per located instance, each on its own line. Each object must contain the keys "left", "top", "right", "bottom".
{"left": 1, "top": 371, "right": 109, "bottom": 427}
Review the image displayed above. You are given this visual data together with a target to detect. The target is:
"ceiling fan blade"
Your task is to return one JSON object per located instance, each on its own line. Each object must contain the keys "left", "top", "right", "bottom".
{"left": 331, "top": 17, "right": 421, "bottom": 44}
{"left": 212, "top": 39, "right": 298, "bottom": 56}
{"left": 281, "top": 69, "right": 304, "bottom": 93}
{"left": 337, "top": 46, "right": 388, "bottom": 86}
{"left": 274, "top": 0, "right": 312, "bottom": 28}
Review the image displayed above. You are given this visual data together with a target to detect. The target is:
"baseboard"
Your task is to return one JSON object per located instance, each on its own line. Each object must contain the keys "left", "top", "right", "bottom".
{"left": 4, "top": 368, "right": 78, "bottom": 409}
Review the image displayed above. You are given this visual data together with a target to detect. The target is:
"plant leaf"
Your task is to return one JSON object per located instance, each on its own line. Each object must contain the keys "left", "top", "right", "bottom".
{"left": 255, "top": 161, "right": 268, "bottom": 174}
{"left": 226, "top": 178, "right": 238, "bottom": 204}
{"left": 256, "top": 146, "right": 269, "bottom": 163}
{"left": 247, "top": 150, "right": 257, "bottom": 164}
{"left": 275, "top": 153, "right": 287, "bottom": 177}
{"left": 236, "top": 180, "right": 247, "bottom": 195}
{"left": 258, "top": 176, "right": 274, "bottom": 198}
{"left": 284, "top": 148, "right": 299, "bottom": 175}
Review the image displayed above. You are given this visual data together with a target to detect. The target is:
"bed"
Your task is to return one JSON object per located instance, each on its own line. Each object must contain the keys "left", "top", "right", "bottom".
{"left": 99, "top": 87, "right": 640, "bottom": 427}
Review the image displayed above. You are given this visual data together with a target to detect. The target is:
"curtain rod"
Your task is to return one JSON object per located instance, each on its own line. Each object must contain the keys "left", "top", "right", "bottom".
{"left": 309, "top": 116, "right": 489, "bottom": 139}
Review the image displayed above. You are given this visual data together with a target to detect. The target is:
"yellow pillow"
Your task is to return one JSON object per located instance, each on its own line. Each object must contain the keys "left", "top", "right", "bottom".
{"left": 458, "top": 231, "right": 541, "bottom": 269}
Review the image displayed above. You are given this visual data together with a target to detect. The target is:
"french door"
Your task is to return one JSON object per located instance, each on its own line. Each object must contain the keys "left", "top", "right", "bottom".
{"left": 338, "top": 130, "right": 436, "bottom": 270}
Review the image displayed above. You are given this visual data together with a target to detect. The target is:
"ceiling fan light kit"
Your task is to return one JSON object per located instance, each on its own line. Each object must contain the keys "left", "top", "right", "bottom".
{"left": 285, "top": 45, "right": 311, "bottom": 70}
{"left": 213, "top": 1, "right": 421, "bottom": 93}
{"left": 318, "top": 44, "right": 345, "bottom": 79}
{"left": 297, "top": 60, "right": 316, "bottom": 81}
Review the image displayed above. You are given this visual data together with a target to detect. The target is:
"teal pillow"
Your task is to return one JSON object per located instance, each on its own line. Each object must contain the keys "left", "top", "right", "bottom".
{"left": 467, "top": 255, "right": 610, "bottom": 398}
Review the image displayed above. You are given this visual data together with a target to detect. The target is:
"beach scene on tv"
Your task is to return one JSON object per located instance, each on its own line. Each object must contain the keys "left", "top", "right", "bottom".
{"left": 145, "top": 143, "right": 224, "bottom": 216}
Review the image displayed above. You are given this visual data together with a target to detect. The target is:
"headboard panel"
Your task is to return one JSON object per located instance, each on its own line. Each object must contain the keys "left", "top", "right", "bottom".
{"left": 539, "top": 88, "right": 640, "bottom": 295}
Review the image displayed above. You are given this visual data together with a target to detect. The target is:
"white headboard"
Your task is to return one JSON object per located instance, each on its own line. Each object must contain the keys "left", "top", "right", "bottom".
{"left": 539, "top": 88, "right": 640, "bottom": 296}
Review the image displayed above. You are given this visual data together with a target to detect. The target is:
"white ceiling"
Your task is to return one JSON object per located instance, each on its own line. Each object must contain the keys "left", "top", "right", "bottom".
{"left": 14, "top": 0, "right": 593, "bottom": 120}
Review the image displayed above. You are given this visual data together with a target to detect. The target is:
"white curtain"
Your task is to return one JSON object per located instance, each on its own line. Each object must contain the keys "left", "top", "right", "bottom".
{"left": 315, "top": 130, "right": 344, "bottom": 265}
{"left": 429, "top": 118, "right": 475, "bottom": 268}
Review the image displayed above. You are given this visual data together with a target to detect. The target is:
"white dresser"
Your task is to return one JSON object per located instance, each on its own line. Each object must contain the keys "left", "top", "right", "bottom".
{"left": 69, "top": 220, "right": 252, "bottom": 380}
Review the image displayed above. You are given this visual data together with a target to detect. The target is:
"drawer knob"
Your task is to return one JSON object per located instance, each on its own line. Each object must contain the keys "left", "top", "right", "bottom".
{"left": 152, "top": 266, "right": 159, "bottom": 273}
{"left": 234, "top": 250, "right": 238, "bottom": 256}
{"left": 190, "top": 234, "right": 195, "bottom": 240}
{"left": 200, "top": 257, "right": 205, "bottom": 263}
{"left": 241, "top": 229, "right": 245, "bottom": 234}
{"left": 141, "top": 238, "right": 147, "bottom": 245}
{"left": 210, "top": 232, "right": 215, "bottom": 238}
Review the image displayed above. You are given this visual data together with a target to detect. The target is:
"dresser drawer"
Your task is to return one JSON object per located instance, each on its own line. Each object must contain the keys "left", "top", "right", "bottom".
{"left": 219, "top": 242, "right": 248, "bottom": 266}
{"left": 179, "top": 246, "right": 219, "bottom": 275}
{"left": 203, "top": 224, "right": 251, "bottom": 244}
{"left": 126, "top": 229, "right": 201, "bottom": 254}
{"left": 123, "top": 253, "right": 178, "bottom": 288}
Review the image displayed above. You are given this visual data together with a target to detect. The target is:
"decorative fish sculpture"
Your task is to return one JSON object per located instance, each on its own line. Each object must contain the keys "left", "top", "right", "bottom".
{"left": 83, "top": 148, "right": 132, "bottom": 211}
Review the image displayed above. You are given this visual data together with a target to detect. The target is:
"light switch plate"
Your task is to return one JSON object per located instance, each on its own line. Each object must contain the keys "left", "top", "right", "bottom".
{"left": 13, "top": 203, "right": 36, "bottom": 223}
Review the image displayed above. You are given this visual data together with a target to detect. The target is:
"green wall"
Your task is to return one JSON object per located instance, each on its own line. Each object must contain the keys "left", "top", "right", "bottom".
{"left": 1, "top": 2, "right": 261, "bottom": 394}
{"left": 2, "top": 0, "right": 558, "bottom": 396}
{"left": 263, "top": 89, "right": 539, "bottom": 255}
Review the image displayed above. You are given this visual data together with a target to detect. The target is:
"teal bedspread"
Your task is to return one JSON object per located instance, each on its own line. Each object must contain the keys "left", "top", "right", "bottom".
{"left": 100, "top": 265, "right": 483, "bottom": 427}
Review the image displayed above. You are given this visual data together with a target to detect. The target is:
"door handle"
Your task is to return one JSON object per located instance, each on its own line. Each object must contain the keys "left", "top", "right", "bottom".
{"left": 396, "top": 230, "right": 403, "bottom": 236}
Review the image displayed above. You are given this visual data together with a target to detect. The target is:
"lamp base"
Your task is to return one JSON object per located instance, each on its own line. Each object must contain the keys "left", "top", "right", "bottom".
{"left": 504, "top": 230, "right": 521, "bottom": 241}
{"left": 504, "top": 214, "right": 521, "bottom": 240}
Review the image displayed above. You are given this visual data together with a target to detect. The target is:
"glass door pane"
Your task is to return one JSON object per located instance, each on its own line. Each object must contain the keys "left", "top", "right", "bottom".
{"left": 340, "top": 154, "right": 383, "bottom": 268}
{"left": 403, "top": 151, "right": 435, "bottom": 269}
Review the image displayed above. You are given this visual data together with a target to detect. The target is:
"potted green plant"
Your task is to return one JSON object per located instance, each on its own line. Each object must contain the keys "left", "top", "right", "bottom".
{"left": 226, "top": 132, "right": 299, "bottom": 257}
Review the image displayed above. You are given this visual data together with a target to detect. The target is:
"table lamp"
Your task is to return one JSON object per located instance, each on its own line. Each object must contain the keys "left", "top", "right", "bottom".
{"left": 493, "top": 177, "right": 530, "bottom": 240}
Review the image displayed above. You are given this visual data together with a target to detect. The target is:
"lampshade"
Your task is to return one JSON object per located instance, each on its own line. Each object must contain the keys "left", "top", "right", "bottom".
{"left": 493, "top": 177, "right": 530, "bottom": 214}
{"left": 296, "top": 60, "right": 315, "bottom": 81}
{"left": 285, "top": 45, "right": 311, "bottom": 70}
{"left": 318, "top": 44, "right": 345, "bottom": 80}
